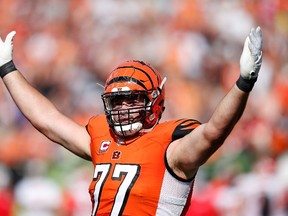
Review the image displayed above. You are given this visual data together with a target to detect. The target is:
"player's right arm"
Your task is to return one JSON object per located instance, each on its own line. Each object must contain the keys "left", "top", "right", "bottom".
{"left": 0, "top": 31, "right": 91, "bottom": 161}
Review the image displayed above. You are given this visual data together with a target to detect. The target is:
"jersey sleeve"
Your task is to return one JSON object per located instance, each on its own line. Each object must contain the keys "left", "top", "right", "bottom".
{"left": 171, "top": 119, "right": 201, "bottom": 141}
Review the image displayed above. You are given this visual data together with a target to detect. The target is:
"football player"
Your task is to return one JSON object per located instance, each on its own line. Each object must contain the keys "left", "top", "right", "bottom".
{"left": 0, "top": 26, "right": 262, "bottom": 215}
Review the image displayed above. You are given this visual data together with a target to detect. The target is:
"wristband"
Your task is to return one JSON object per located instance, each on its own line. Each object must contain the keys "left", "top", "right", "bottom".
{"left": 236, "top": 76, "right": 257, "bottom": 92}
{"left": 0, "top": 60, "right": 17, "bottom": 78}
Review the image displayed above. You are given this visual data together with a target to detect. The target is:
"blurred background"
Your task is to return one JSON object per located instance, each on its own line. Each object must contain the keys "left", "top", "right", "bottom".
{"left": 0, "top": 0, "right": 288, "bottom": 215}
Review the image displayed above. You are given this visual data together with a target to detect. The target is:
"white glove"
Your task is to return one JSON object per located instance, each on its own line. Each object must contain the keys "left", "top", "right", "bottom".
{"left": 0, "top": 31, "right": 16, "bottom": 67}
{"left": 240, "top": 26, "right": 263, "bottom": 80}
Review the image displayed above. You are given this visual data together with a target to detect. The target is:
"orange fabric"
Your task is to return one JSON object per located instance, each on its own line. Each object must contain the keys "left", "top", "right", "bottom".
{"left": 87, "top": 115, "right": 200, "bottom": 215}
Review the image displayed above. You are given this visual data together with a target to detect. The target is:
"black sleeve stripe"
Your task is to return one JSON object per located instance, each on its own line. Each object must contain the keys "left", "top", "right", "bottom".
{"left": 172, "top": 119, "right": 201, "bottom": 142}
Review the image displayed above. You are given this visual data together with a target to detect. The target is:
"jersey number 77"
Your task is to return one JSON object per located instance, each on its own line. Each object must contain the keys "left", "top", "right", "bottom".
{"left": 91, "top": 163, "right": 141, "bottom": 215}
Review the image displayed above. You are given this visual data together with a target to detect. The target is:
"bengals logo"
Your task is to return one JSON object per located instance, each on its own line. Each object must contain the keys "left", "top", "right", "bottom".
{"left": 99, "top": 141, "right": 111, "bottom": 153}
{"left": 112, "top": 151, "right": 121, "bottom": 160}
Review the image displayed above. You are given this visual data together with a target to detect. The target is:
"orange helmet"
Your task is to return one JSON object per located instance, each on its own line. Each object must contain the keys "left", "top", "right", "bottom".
{"left": 102, "top": 60, "right": 166, "bottom": 137}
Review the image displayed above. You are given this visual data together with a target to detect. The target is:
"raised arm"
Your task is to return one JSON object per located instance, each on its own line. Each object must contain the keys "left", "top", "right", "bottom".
{"left": 167, "top": 27, "right": 263, "bottom": 179}
{"left": 0, "top": 31, "right": 91, "bottom": 160}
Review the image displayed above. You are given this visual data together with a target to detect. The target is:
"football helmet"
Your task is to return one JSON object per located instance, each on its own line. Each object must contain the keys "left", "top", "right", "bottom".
{"left": 102, "top": 60, "right": 166, "bottom": 137}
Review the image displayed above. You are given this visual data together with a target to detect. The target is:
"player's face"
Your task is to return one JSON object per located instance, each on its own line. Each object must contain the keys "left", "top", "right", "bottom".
{"left": 108, "top": 94, "right": 146, "bottom": 124}
{"left": 111, "top": 94, "right": 145, "bottom": 109}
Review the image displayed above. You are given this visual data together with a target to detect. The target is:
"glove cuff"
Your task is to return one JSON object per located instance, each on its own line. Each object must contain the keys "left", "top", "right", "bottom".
{"left": 0, "top": 60, "right": 17, "bottom": 78}
{"left": 236, "top": 76, "right": 257, "bottom": 92}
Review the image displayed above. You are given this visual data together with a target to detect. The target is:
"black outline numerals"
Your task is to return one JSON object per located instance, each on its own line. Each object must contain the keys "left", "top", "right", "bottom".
{"left": 91, "top": 163, "right": 141, "bottom": 215}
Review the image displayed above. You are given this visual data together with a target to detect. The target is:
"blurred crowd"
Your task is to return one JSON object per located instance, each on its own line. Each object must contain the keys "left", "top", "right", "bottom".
{"left": 0, "top": 0, "right": 288, "bottom": 215}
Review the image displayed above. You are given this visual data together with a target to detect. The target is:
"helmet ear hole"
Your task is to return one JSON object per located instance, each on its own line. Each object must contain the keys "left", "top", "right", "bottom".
{"left": 158, "top": 100, "right": 165, "bottom": 116}
{"left": 143, "top": 96, "right": 165, "bottom": 129}
{"left": 156, "top": 100, "right": 165, "bottom": 117}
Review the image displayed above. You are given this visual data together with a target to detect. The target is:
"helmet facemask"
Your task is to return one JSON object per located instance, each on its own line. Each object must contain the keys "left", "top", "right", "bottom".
{"left": 102, "top": 90, "right": 152, "bottom": 137}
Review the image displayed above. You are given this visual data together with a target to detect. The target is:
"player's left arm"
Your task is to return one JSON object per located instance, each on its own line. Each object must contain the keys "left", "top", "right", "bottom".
{"left": 167, "top": 27, "right": 263, "bottom": 180}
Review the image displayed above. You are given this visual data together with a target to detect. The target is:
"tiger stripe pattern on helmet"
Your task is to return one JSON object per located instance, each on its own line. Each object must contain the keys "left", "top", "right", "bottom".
{"left": 105, "top": 60, "right": 161, "bottom": 92}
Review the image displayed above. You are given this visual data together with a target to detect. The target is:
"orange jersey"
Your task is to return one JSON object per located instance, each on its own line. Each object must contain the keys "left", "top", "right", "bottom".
{"left": 87, "top": 114, "right": 201, "bottom": 216}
